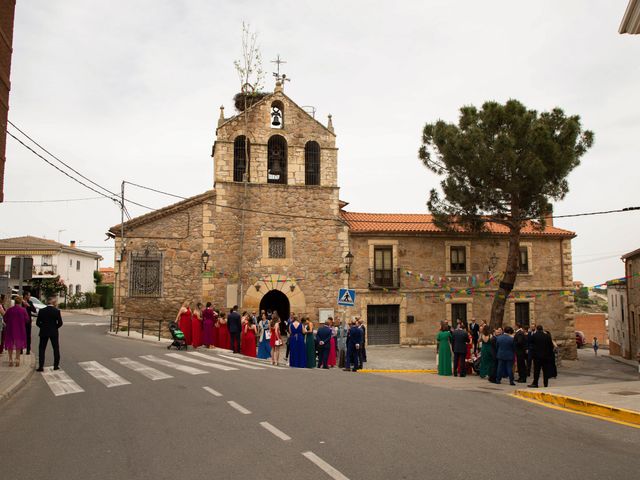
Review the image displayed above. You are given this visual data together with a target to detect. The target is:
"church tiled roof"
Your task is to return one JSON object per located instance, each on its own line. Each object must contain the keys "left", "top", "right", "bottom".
{"left": 341, "top": 212, "right": 575, "bottom": 237}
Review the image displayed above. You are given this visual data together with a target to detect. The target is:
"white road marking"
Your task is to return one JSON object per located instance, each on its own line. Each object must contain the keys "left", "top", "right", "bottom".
{"left": 140, "top": 355, "right": 208, "bottom": 375}
{"left": 41, "top": 367, "right": 85, "bottom": 396}
{"left": 227, "top": 400, "right": 251, "bottom": 414}
{"left": 167, "top": 353, "right": 238, "bottom": 371}
{"left": 216, "top": 353, "right": 280, "bottom": 369}
{"left": 302, "top": 451, "right": 350, "bottom": 480}
{"left": 260, "top": 421, "right": 291, "bottom": 441}
{"left": 203, "top": 386, "right": 223, "bottom": 397}
{"left": 66, "top": 322, "right": 109, "bottom": 326}
{"left": 191, "top": 352, "right": 265, "bottom": 370}
{"left": 78, "top": 361, "right": 131, "bottom": 388}
{"left": 113, "top": 357, "right": 173, "bottom": 381}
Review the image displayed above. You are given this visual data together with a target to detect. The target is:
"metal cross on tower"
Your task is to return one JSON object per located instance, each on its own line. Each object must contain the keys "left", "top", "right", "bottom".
{"left": 271, "top": 54, "right": 290, "bottom": 83}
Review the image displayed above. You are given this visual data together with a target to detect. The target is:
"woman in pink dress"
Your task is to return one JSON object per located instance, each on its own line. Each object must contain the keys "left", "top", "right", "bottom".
{"left": 176, "top": 301, "right": 192, "bottom": 346}
{"left": 217, "top": 312, "right": 231, "bottom": 350}
{"left": 191, "top": 303, "right": 203, "bottom": 349}
{"left": 3, "top": 296, "right": 29, "bottom": 367}
{"left": 212, "top": 309, "right": 220, "bottom": 347}
{"left": 327, "top": 318, "right": 337, "bottom": 367}
{"left": 202, "top": 302, "right": 215, "bottom": 348}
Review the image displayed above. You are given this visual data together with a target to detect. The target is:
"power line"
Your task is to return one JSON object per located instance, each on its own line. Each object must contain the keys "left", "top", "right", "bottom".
{"left": 3, "top": 197, "right": 106, "bottom": 203}
{"left": 124, "top": 180, "right": 640, "bottom": 226}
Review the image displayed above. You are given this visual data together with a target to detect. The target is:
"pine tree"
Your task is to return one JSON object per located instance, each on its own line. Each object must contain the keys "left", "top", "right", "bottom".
{"left": 419, "top": 99, "right": 594, "bottom": 328}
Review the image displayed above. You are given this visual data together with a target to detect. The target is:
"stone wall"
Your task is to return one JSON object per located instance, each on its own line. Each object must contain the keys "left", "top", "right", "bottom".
{"left": 348, "top": 233, "right": 578, "bottom": 358}
{"left": 113, "top": 194, "right": 208, "bottom": 325}
{"left": 625, "top": 253, "right": 640, "bottom": 359}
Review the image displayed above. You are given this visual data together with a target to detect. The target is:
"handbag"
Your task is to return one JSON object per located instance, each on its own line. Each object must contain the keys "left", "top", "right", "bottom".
{"left": 275, "top": 339, "right": 283, "bottom": 346}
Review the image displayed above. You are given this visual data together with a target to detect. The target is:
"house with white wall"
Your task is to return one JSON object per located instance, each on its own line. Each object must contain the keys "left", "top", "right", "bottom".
{"left": 0, "top": 235, "right": 102, "bottom": 297}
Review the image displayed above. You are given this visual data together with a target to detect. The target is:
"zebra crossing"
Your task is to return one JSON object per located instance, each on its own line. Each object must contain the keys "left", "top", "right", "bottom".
{"left": 39, "top": 351, "right": 283, "bottom": 397}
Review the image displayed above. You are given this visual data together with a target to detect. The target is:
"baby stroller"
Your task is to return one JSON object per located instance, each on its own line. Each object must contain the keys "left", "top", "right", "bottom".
{"left": 471, "top": 350, "right": 481, "bottom": 375}
{"left": 167, "top": 321, "right": 187, "bottom": 350}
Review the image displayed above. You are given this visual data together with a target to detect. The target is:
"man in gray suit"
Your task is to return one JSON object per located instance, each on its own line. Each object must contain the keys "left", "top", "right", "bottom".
{"left": 451, "top": 324, "right": 469, "bottom": 377}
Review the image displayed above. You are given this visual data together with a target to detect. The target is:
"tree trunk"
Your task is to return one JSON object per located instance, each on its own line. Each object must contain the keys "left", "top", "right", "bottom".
{"left": 489, "top": 226, "right": 521, "bottom": 329}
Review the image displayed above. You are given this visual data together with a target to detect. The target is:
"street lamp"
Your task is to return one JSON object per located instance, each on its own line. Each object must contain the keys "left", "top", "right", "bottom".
{"left": 201, "top": 250, "right": 210, "bottom": 272}
{"left": 345, "top": 251, "right": 354, "bottom": 288}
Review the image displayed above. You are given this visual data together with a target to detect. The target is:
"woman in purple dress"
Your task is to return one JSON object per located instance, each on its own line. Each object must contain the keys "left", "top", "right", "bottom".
{"left": 3, "top": 296, "right": 29, "bottom": 367}
{"left": 202, "top": 302, "right": 215, "bottom": 348}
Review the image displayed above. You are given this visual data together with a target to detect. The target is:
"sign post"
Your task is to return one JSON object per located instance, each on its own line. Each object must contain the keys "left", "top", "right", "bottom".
{"left": 337, "top": 288, "right": 356, "bottom": 307}
{"left": 10, "top": 257, "right": 33, "bottom": 294}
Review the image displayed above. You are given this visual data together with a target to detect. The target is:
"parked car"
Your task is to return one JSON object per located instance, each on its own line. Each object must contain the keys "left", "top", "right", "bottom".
{"left": 576, "top": 331, "right": 586, "bottom": 348}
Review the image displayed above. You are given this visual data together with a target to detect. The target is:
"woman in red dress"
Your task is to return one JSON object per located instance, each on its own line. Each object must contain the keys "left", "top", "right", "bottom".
{"left": 217, "top": 312, "right": 231, "bottom": 350}
{"left": 242, "top": 315, "right": 258, "bottom": 357}
{"left": 211, "top": 309, "right": 220, "bottom": 347}
{"left": 270, "top": 315, "right": 282, "bottom": 366}
{"left": 176, "top": 301, "right": 192, "bottom": 346}
{"left": 191, "top": 302, "right": 203, "bottom": 349}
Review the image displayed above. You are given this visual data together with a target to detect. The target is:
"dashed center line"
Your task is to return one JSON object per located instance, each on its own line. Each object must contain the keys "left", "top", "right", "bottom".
{"left": 302, "top": 451, "right": 350, "bottom": 480}
{"left": 260, "top": 421, "right": 291, "bottom": 441}
{"left": 203, "top": 386, "right": 223, "bottom": 397}
{"left": 227, "top": 400, "right": 251, "bottom": 414}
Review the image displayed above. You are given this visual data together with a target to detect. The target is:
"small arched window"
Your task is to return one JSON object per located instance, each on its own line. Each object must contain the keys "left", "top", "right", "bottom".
{"left": 267, "top": 135, "right": 287, "bottom": 184}
{"left": 270, "top": 100, "right": 284, "bottom": 129}
{"left": 305, "top": 141, "right": 321, "bottom": 186}
{"left": 233, "top": 136, "right": 250, "bottom": 182}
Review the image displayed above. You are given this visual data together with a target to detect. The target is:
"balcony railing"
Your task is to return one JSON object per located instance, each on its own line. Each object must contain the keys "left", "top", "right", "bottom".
{"left": 368, "top": 268, "right": 401, "bottom": 289}
{"left": 33, "top": 264, "right": 57, "bottom": 276}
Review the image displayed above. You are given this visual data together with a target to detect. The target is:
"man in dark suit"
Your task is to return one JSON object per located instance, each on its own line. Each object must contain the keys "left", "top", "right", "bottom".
{"left": 344, "top": 321, "right": 363, "bottom": 372}
{"left": 22, "top": 291, "right": 37, "bottom": 355}
{"left": 528, "top": 324, "right": 555, "bottom": 388}
{"left": 356, "top": 317, "right": 367, "bottom": 366}
{"left": 227, "top": 305, "right": 242, "bottom": 353}
{"left": 495, "top": 326, "right": 516, "bottom": 385}
{"left": 35, "top": 296, "right": 63, "bottom": 371}
{"left": 469, "top": 318, "right": 480, "bottom": 353}
{"left": 513, "top": 324, "right": 528, "bottom": 383}
{"left": 316, "top": 319, "right": 333, "bottom": 369}
{"left": 451, "top": 324, "right": 469, "bottom": 377}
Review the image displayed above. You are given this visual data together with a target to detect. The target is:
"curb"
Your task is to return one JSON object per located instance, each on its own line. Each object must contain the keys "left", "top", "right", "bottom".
{"left": 106, "top": 331, "right": 172, "bottom": 345}
{"left": 513, "top": 389, "right": 640, "bottom": 427}
{"left": 359, "top": 369, "right": 437, "bottom": 374}
{"left": 0, "top": 353, "right": 36, "bottom": 404}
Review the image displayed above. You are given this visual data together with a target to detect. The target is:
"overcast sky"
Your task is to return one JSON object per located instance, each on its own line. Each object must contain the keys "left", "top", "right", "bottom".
{"left": 2, "top": 0, "right": 639, "bottom": 285}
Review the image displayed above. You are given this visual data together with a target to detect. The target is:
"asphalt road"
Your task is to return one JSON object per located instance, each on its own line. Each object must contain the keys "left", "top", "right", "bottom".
{"left": 1, "top": 313, "right": 639, "bottom": 480}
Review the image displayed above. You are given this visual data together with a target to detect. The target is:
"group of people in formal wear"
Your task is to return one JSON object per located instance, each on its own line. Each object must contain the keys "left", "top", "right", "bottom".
{"left": 174, "top": 302, "right": 367, "bottom": 370}
{"left": 436, "top": 318, "right": 558, "bottom": 388}
{"left": 0, "top": 292, "right": 64, "bottom": 371}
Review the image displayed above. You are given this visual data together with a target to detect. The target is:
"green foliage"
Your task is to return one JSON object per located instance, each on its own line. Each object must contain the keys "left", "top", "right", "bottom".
{"left": 420, "top": 99, "right": 594, "bottom": 230}
{"left": 31, "top": 276, "right": 67, "bottom": 299}
{"left": 95, "top": 285, "right": 114, "bottom": 309}
{"left": 63, "top": 292, "right": 102, "bottom": 309}
{"left": 576, "top": 287, "right": 590, "bottom": 300}
{"left": 93, "top": 270, "right": 103, "bottom": 285}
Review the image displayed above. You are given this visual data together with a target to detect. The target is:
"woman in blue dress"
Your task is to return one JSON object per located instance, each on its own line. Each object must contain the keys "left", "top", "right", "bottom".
{"left": 288, "top": 315, "right": 307, "bottom": 368}
{"left": 257, "top": 312, "right": 272, "bottom": 359}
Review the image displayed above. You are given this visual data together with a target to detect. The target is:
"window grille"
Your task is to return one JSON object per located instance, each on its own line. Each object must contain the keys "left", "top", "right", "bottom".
{"left": 129, "top": 250, "right": 163, "bottom": 297}
{"left": 267, "top": 135, "right": 287, "bottom": 184}
{"left": 233, "top": 136, "right": 250, "bottom": 182}
{"left": 515, "top": 302, "right": 530, "bottom": 327}
{"left": 268, "top": 238, "right": 286, "bottom": 259}
{"left": 305, "top": 141, "right": 320, "bottom": 185}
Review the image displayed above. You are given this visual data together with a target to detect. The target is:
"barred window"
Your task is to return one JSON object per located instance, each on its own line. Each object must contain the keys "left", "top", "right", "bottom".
{"left": 450, "top": 246, "right": 466, "bottom": 273}
{"left": 130, "top": 250, "right": 163, "bottom": 297}
{"left": 233, "top": 135, "right": 250, "bottom": 182}
{"left": 305, "top": 141, "right": 320, "bottom": 185}
{"left": 268, "top": 238, "right": 286, "bottom": 259}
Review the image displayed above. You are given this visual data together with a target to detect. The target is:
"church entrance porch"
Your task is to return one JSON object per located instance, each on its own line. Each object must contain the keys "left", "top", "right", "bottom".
{"left": 259, "top": 289, "right": 290, "bottom": 321}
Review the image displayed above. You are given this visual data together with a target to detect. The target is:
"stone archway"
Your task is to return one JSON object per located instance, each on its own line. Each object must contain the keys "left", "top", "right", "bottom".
{"left": 242, "top": 274, "right": 307, "bottom": 319}
{"left": 259, "top": 289, "right": 290, "bottom": 321}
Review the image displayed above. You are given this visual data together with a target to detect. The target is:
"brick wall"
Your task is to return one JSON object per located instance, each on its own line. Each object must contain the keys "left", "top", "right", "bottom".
{"left": 575, "top": 313, "right": 608, "bottom": 347}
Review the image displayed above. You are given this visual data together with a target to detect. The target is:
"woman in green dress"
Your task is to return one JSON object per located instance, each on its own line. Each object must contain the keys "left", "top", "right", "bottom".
{"left": 304, "top": 317, "right": 317, "bottom": 368}
{"left": 436, "top": 322, "right": 453, "bottom": 376}
{"left": 478, "top": 324, "right": 494, "bottom": 379}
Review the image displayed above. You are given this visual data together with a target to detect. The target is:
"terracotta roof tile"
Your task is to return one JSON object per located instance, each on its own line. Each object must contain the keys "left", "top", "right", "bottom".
{"left": 341, "top": 212, "right": 575, "bottom": 237}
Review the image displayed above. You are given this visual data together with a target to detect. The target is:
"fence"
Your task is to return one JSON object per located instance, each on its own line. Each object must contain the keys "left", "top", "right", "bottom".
{"left": 109, "top": 315, "right": 173, "bottom": 341}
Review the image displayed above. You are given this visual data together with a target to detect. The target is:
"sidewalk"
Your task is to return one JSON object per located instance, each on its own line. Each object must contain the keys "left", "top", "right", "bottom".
{"left": 0, "top": 350, "right": 36, "bottom": 403}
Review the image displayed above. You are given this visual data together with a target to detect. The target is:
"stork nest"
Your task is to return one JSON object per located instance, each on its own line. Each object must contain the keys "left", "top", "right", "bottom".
{"left": 234, "top": 91, "right": 269, "bottom": 112}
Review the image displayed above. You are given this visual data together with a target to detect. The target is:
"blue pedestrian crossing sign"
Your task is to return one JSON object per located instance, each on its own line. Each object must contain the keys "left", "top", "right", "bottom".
{"left": 337, "top": 288, "right": 356, "bottom": 307}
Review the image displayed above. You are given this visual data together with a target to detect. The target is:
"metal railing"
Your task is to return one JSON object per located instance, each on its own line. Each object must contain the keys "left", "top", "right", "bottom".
{"left": 109, "top": 314, "right": 172, "bottom": 341}
{"left": 368, "top": 268, "right": 401, "bottom": 289}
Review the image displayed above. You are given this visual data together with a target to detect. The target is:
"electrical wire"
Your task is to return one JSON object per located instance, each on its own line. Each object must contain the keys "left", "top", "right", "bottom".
{"left": 3, "top": 197, "right": 106, "bottom": 203}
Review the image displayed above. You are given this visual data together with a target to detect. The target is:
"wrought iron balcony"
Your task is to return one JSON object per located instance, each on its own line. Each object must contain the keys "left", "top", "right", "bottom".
{"left": 368, "top": 268, "right": 401, "bottom": 290}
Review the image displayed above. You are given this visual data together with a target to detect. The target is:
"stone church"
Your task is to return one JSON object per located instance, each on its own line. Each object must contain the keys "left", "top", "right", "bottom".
{"left": 110, "top": 79, "right": 578, "bottom": 358}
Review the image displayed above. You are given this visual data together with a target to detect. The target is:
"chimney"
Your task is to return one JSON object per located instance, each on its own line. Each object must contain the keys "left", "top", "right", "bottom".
{"left": 544, "top": 205, "right": 554, "bottom": 227}
{"left": 70, "top": 240, "right": 76, "bottom": 248}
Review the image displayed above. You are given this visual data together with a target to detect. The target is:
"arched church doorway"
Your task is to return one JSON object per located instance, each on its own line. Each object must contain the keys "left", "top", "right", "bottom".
{"left": 259, "top": 289, "right": 290, "bottom": 321}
